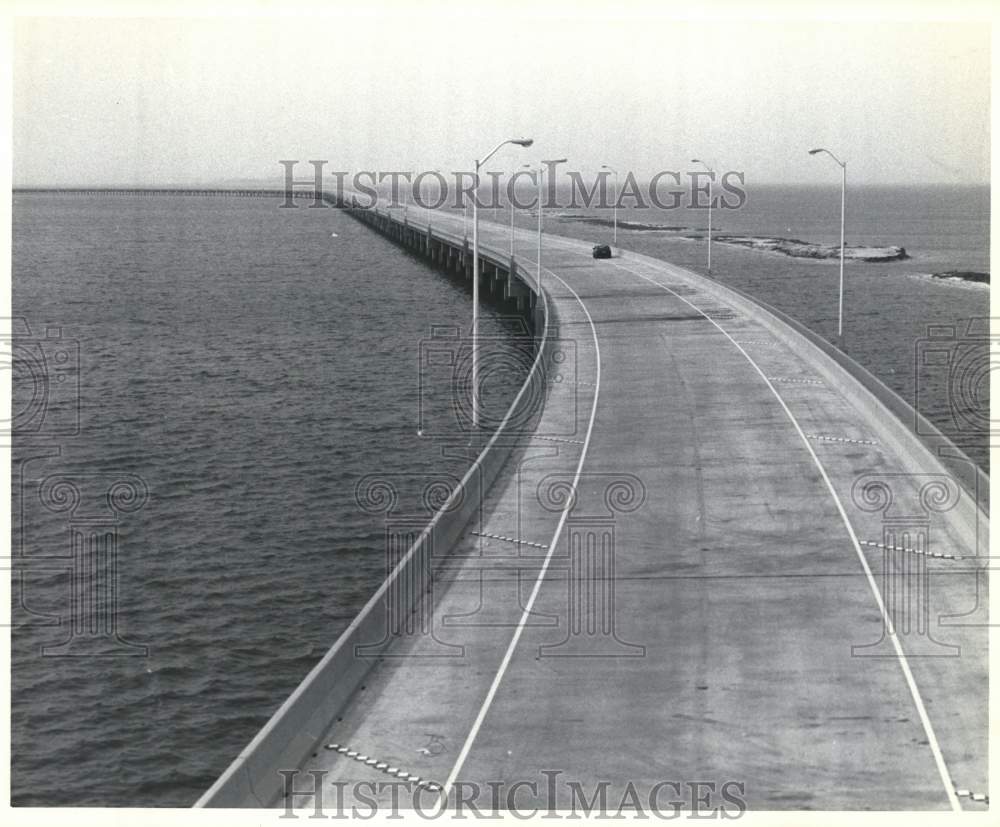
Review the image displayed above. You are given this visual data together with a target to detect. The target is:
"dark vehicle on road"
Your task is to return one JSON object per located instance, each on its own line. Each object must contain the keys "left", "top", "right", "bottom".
{"left": 592, "top": 244, "right": 612, "bottom": 259}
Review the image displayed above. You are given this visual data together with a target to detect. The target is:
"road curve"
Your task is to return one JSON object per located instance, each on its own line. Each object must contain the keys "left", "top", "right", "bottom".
{"left": 231, "top": 205, "right": 990, "bottom": 812}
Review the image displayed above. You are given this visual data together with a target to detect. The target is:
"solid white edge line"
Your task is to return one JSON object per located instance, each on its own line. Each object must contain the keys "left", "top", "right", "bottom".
{"left": 433, "top": 211, "right": 960, "bottom": 812}
{"left": 610, "top": 256, "right": 961, "bottom": 813}
{"left": 440, "top": 268, "right": 601, "bottom": 801}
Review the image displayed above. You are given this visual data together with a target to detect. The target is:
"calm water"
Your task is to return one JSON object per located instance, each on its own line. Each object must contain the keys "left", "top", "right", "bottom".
{"left": 11, "top": 194, "right": 528, "bottom": 806}
{"left": 12, "top": 185, "right": 989, "bottom": 806}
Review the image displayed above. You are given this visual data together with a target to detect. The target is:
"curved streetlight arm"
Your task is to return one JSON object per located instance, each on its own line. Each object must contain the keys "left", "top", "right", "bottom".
{"left": 808, "top": 148, "right": 845, "bottom": 168}
{"left": 477, "top": 138, "right": 534, "bottom": 171}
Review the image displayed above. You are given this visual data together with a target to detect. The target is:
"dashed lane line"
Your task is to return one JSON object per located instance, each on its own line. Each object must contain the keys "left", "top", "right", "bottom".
{"left": 859, "top": 538, "right": 964, "bottom": 561}
{"left": 955, "top": 788, "right": 989, "bottom": 804}
{"left": 769, "top": 376, "right": 825, "bottom": 386}
{"left": 732, "top": 339, "right": 780, "bottom": 348}
{"left": 533, "top": 434, "right": 586, "bottom": 445}
{"left": 470, "top": 530, "right": 549, "bottom": 551}
{"left": 806, "top": 433, "right": 880, "bottom": 447}
{"left": 324, "top": 743, "right": 441, "bottom": 792}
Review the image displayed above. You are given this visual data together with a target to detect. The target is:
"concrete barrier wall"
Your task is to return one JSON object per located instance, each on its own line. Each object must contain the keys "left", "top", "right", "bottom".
{"left": 200, "top": 221, "right": 986, "bottom": 807}
{"left": 729, "top": 279, "right": 988, "bottom": 513}
{"left": 196, "top": 211, "right": 554, "bottom": 807}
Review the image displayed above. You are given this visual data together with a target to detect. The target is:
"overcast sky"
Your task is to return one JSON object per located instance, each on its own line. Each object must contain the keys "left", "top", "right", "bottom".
{"left": 11, "top": 9, "right": 991, "bottom": 186}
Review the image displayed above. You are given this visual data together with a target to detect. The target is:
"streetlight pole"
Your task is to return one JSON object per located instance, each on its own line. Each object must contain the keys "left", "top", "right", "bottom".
{"left": 511, "top": 163, "right": 530, "bottom": 257}
{"left": 533, "top": 159, "right": 568, "bottom": 299}
{"left": 601, "top": 164, "right": 618, "bottom": 245}
{"left": 808, "top": 147, "right": 847, "bottom": 342}
{"left": 536, "top": 168, "right": 542, "bottom": 293}
{"left": 691, "top": 159, "right": 714, "bottom": 274}
{"left": 423, "top": 169, "right": 440, "bottom": 230}
{"left": 471, "top": 138, "right": 533, "bottom": 432}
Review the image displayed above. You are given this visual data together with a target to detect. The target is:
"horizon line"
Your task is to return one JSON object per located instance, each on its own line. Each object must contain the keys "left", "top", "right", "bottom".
{"left": 12, "top": 180, "right": 992, "bottom": 190}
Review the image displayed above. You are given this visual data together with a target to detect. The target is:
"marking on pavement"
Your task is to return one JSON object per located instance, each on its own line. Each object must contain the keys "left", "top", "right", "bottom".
{"left": 806, "top": 433, "right": 879, "bottom": 446}
{"left": 470, "top": 531, "right": 549, "bottom": 550}
{"left": 603, "top": 255, "right": 964, "bottom": 812}
{"left": 733, "top": 339, "right": 779, "bottom": 347}
{"left": 955, "top": 788, "right": 989, "bottom": 804}
{"left": 397, "top": 208, "right": 966, "bottom": 811}
{"left": 770, "top": 377, "right": 825, "bottom": 386}
{"left": 859, "top": 539, "right": 963, "bottom": 561}
{"left": 442, "top": 268, "right": 602, "bottom": 801}
{"left": 534, "top": 434, "right": 586, "bottom": 445}
{"left": 324, "top": 743, "right": 441, "bottom": 791}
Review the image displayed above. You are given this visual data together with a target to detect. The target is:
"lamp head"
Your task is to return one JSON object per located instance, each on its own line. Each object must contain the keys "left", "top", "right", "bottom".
{"left": 512, "top": 138, "right": 534, "bottom": 148}
{"left": 809, "top": 147, "right": 845, "bottom": 166}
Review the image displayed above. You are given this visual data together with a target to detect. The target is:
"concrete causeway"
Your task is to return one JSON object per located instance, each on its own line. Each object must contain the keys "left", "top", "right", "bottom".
{"left": 198, "top": 200, "right": 989, "bottom": 812}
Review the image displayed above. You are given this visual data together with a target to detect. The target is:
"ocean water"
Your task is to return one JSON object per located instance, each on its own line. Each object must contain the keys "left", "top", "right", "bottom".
{"left": 507, "top": 183, "right": 990, "bottom": 469}
{"left": 11, "top": 194, "right": 529, "bottom": 806}
{"left": 11, "top": 184, "right": 989, "bottom": 806}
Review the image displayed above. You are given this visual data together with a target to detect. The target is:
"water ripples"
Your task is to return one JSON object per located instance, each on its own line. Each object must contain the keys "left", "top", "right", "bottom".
{"left": 12, "top": 194, "right": 527, "bottom": 805}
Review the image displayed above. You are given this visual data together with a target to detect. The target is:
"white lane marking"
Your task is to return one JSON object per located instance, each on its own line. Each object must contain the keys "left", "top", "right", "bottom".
{"left": 733, "top": 339, "right": 780, "bottom": 348}
{"left": 858, "top": 539, "right": 962, "bottom": 561}
{"left": 955, "top": 788, "right": 989, "bottom": 804}
{"left": 470, "top": 530, "right": 548, "bottom": 551}
{"left": 441, "top": 270, "right": 602, "bottom": 801}
{"left": 806, "top": 433, "right": 879, "bottom": 447}
{"left": 605, "top": 256, "right": 961, "bottom": 812}
{"left": 415, "top": 207, "right": 962, "bottom": 810}
{"left": 769, "top": 376, "right": 825, "bottom": 386}
{"left": 533, "top": 434, "right": 585, "bottom": 445}
{"left": 323, "top": 743, "right": 442, "bottom": 789}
